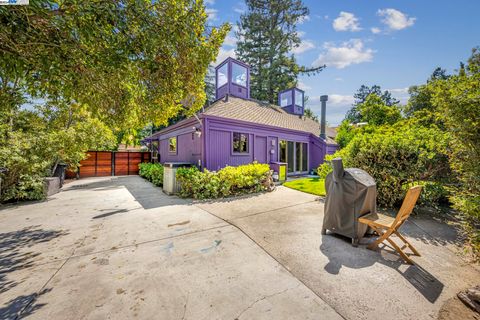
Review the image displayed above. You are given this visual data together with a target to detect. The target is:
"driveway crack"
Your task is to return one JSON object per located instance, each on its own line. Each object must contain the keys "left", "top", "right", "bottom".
{"left": 234, "top": 285, "right": 299, "bottom": 320}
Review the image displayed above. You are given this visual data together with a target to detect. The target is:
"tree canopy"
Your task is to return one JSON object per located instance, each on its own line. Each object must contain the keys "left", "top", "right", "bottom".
{"left": 0, "top": 0, "right": 229, "bottom": 129}
{"left": 345, "top": 85, "right": 399, "bottom": 123}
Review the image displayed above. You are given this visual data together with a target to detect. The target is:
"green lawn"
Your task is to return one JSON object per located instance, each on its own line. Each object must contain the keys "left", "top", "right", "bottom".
{"left": 283, "top": 177, "right": 326, "bottom": 196}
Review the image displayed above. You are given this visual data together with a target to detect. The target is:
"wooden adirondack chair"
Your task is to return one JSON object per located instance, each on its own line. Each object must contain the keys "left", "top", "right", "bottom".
{"left": 358, "top": 185, "right": 423, "bottom": 264}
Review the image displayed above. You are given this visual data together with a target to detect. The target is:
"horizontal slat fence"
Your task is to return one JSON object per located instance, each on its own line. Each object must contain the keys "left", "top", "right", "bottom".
{"left": 77, "top": 151, "right": 150, "bottom": 178}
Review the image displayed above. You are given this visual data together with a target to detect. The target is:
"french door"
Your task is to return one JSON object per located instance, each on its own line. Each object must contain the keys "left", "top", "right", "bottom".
{"left": 279, "top": 140, "right": 308, "bottom": 174}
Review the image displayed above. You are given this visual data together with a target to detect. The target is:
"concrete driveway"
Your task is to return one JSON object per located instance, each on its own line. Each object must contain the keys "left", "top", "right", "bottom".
{"left": 0, "top": 176, "right": 478, "bottom": 320}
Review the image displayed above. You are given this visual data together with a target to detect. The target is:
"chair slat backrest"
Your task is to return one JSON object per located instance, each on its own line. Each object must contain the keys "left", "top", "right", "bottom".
{"left": 393, "top": 186, "right": 423, "bottom": 227}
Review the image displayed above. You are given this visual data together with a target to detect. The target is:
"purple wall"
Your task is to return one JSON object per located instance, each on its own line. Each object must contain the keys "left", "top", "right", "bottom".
{"left": 310, "top": 137, "right": 326, "bottom": 171}
{"left": 151, "top": 114, "right": 330, "bottom": 173}
{"left": 326, "top": 143, "right": 339, "bottom": 155}
{"left": 204, "top": 116, "right": 318, "bottom": 172}
{"left": 159, "top": 132, "right": 202, "bottom": 165}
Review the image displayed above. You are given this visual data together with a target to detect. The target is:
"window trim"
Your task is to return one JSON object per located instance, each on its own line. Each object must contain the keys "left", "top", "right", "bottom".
{"left": 231, "top": 132, "right": 250, "bottom": 156}
{"left": 168, "top": 136, "right": 178, "bottom": 154}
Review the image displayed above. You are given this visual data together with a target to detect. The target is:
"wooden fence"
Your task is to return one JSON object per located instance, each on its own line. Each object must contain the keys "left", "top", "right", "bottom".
{"left": 74, "top": 151, "right": 151, "bottom": 178}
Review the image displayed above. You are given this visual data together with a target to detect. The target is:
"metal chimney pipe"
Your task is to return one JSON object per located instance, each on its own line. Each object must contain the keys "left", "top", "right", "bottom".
{"left": 320, "top": 95, "right": 328, "bottom": 140}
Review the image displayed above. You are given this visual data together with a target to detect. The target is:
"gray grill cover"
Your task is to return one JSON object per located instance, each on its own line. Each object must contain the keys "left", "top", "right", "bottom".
{"left": 323, "top": 158, "right": 377, "bottom": 241}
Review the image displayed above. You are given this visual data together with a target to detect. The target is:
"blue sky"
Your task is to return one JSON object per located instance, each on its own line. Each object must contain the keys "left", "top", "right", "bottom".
{"left": 206, "top": 0, "right": 480, "bottom": 125}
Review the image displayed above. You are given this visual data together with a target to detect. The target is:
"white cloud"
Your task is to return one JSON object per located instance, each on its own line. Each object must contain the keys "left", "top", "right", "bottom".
{"left": 333, "top": 12, "right": 361, "bottom": 32}
{"left": 204, "top": 0, "right": 215, "bottom": 5}
{"left": 388, "top": 87, "right": 409, "bottom": 94}
{"left": 296, "top": 31, "right": 306, "bottom": 38}
{"left": 329, "top": 94, "right": 355, "bottom": 106}
{"left": 233, "top": 4, "right": 246, "bottom": 14}
{"left": 215, "top": 47, "right": 236, "bottom": 65}
{"left": 206, "top": 8, "right": 218, "bottom": 21}
{"left": 297, "top": 81, "right": 311, "bottom": 91}
{"left": 298, "top": 15, "right": 310, "bottom": 24}
{"left": 223, "top": 33, "right": 237, "bottom": 47}
{"left": 292, "top": 39, "right": 315, "bottom": 54}
{"left": 377, "top": 8, "right": 415, "bottom": 31}
{"left": 371, "top": 27, "right": 381, "bottom": 34}
{"left": 313, "top": 39, "right": 374, "bottom": 69}
{"left": 334, "top": 77, "right": 344, "bottom": 81}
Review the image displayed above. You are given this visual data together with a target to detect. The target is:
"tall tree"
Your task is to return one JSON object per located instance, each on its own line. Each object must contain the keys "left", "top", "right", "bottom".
{"left": 345, "top": 85, "right": 399, "bottom": 123}
{"left": 235, "top": 0, "right": 324, "bottom": 104}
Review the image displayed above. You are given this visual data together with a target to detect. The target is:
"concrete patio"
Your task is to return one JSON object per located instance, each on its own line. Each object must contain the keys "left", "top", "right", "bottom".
{"left": 0, "top": 176, "right": 478, "bottom": 319}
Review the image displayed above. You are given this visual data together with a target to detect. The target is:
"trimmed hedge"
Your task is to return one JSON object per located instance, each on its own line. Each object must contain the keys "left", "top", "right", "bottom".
{"left": 138, "top": 163, "right": 164, "bottom": 186}
{"left": 176, "top": 162, "right": 273, "bottom": 199}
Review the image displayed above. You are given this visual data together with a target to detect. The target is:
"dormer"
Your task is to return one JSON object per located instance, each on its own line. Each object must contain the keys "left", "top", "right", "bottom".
{"left": 215, "top": 57, "right": 250, "bottom": 100}
{"left": 278, "top": 87, "right": 304, "bottom": 116}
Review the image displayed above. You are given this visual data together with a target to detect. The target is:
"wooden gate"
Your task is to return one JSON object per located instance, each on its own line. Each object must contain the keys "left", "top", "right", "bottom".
{"left": 78, "top": 151, "right": 150, "bottom": 178}
{"left": 114, "top": 152, "right": 150, "bottom": 176}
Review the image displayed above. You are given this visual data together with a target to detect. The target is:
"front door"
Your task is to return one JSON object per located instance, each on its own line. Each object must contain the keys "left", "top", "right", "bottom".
{"left": 254, "top": 136, "right": 267, "bottom": 163}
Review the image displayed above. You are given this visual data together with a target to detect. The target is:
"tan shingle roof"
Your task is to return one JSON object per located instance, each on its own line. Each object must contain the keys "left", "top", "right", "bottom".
{"left": 204, "top": 96, "right": 323, "bottom": 135}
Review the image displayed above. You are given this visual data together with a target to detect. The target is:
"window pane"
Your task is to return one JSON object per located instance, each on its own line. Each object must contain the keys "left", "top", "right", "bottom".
{"left": 295, "top": 89, "right": 304, "bottom": 107}
{"left": 296, "top": 142, "right": 301, "bottom": 172}
{"left": 287, "top": 141, "right": 294, "bottom": 172}
{"left": 233, "top": 132, "right": 248, "bottom": 153}
{"left": 217, "top": 63, "right": 228, "bottom": 88}
{"left": 302, "top": 143, "right": 308, "bottom": 172}
{"left": 231, "top": 63, "right": 247, "bottom": 87}
{"left": 279, "top": 140, "right": 287, "bottom": 162}
{"left": 169, "top": 137, "right": 177, "bottom": 152}
{"left": 280, "top": 91, "right": 292, "bottom": 107}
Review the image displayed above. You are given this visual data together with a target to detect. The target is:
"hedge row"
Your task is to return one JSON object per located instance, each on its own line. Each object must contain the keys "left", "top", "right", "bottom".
{"left": 138, "top": 163, "right": 164, "bottom": 186}
{"left": 176, "top": 163, "right": 274, "bottom": 199}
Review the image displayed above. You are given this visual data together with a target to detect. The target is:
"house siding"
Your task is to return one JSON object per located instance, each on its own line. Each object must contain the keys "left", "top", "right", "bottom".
{"left": 205, "top": 116, "right": 321, "bottom": 172}
{"left": 146, "top": 115, "right": 333, "bottom": 173}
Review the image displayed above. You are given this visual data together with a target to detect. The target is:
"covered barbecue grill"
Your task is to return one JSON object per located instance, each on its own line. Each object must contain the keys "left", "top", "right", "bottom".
{"left": 322, "top": 158, "right": 377, "bottom": 246}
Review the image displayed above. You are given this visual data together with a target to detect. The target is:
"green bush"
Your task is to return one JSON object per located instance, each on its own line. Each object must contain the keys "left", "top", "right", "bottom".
{"left": 402, "top": 181, "right": 449, "bottom": 207}
{"left": 138, "top": 163, "right": 164, "bottom": 186}
{"left": 318, "top": 121, "right": 451, "bottom": 208}
{"left": 176, "top": 162, "right": 273, "bottom": 199}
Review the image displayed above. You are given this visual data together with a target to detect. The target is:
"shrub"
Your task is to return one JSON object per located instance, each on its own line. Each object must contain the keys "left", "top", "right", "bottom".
{"left": 318, "top": 121, "right": 451, "bottom": 208}
{"left": 176, "top": 162, "right": 273, "bottom": 199}
{"left": 138, "top": 163, "right": 164, "bottom": 186}
{"left": 402, "top": 181, "right": 449, "bottom": 208}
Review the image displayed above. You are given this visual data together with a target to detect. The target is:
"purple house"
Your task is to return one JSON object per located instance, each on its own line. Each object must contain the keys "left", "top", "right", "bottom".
{"left": 143, "top": 57, "right": 338, "bottom": 176}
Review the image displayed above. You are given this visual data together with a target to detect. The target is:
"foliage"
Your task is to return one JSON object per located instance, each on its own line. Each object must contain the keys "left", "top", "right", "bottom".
{"left": 283, "top": 177, "right": 326, "bottom": 196}
{"left": 0, "top": 0, "right": 226, "bottom": 202}
{"left": 429, "top": 47, "right": 480, "bottom": 255}
{"left": 335, "top": 120, "right": 357, "bottom": 149}
{"left": 176, "top": 163, "right": 273, "bottom": 199}
{"left": 0, "top": 0, "right": 229, "bottom": 130}
{"left": 0, "top": 106, "right": 117, "bottom": 202}
{"left": 235, "top": 0, "right": 323, "bottom": 104}
{"left": 404, "top": 67, "right": 450, "bottom": 123}
{"left": 138, "top": 163, "right": 164, "bottom": 187}
{"left": 318, "top": 121, "right": 451, "bottom": 207}
{"left": 402, "top": 181, "right": 449, "bottom": 208}
{"left": 345, "top": 85, "right": 399, "bottom": 123}
{"left": 304, "top": 107, "right": 319, "bottom": 122}
{"left": 358, "top": 94, "right": 402, "bottom": 126}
